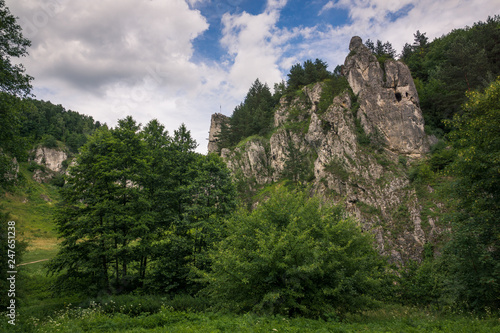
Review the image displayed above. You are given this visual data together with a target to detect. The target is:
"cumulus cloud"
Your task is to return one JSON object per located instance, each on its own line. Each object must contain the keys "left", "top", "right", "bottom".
{"left": 289, "top": 0, "right": 500, "bottom": 69}
{"left": 6, "top": 0, "right": 500, "bottom": 154}
{"left": 9, "top": 0, "right": 209, "bottom": 94}
{"left": 7, "top": 0, "right": 224, "bottom": 152}
{"left": 220, "top": 0, "right": 290, "bottom": 97}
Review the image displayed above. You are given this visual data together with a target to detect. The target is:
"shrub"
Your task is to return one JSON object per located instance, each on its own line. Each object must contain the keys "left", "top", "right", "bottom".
{"left": 27, "top": 161, "right": 44, "bottom": 172}
{"left": 395, "top": 258, "right": 444, "bottom": 307}
{"left": 50, "top": 174, "right": 65, "bottom": 187}
{"left": 41, "top": 134, "right": 58, "bottom": 148}
{"left": 199, "top": 187, "right": 386, "bottom": 318}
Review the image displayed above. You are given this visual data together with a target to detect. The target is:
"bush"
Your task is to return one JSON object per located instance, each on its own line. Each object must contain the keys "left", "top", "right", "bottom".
{"left": 41, "top": 134, "right": 58, "bottom": 148}
{"left": 395, "top": 258, "right": 444, "bottom": 306}
{"left": 27, "top": 161, "right": 44, "bottom": 172}
{"left": 50, "top": 174, "right": 65, "bottom": 187}
{"left": 199, "top": 187, "right": 386, "bottom": 318}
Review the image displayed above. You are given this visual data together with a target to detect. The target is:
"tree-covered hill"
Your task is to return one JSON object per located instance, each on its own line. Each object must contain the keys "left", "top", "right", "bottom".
{"left": 401, "top": 16, "right": 500, "bottom": 134}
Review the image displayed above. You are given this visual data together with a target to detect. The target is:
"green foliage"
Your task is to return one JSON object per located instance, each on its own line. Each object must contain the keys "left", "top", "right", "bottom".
{"left": 324, "top": 158, "right": 349, "bottom": 181}
{"left": 317, "top": 75, "right": 350, "bottom": 114}
{"left": 0, "top": 93, "right": 31, "bottom": 187}
{"left": 401, "top": 16, "right": 500, "bottom": 132}
{"left": 398, "top": 155, "right": 408, "bottom": 168}
{"left": 23, "top": 99, "right": 101, "bottom": 152}
{"left": 13, "top": 302, "right": 500, "bottom": 333}
{"left": 392, "top": 204, "right": 410, "bottom": 222}
{"left": 428, "top": 140, "right": 454, "bottom": 171}
{"left": 281, "top": 138, "right": 314, "bottom": 184}
{"left": 0, "top": 0, "right": 33, "bottom": 97}
{"left": 199, "top": 187, "right": 386, "bottom": 318}
{"left": 50, "top": 174, "right": 65, "bottom": 188}
{"left": 286, "top": 59, "right": 331, "bottom": 92}
{"left": 365, "top": 39, "right": 397, "bottom": 59}
{"left": 41, "top": 134, "right": 58, "bottom": 148}
{"left": 439, "top": 77, "right": 500, "bottom": 311}
{"left": 349, "top": 94, "right": 385, "bottom": 151}
{"left": 49, "top": 117, "right": 236, "bottom": 296}
{"left": 27, "top": 161, "right": 44, "bottom": 172}
{"left": 217, "top": 79, "right": 276, "bottom": 150}
{"left": 409, "top": 161, "right": 435, "bottom": 184}
{"left": 0, "top": 207, "right": 28, "bottom": 308}
{"left": 394, "top": 258, "right": 444, "bottom": 307}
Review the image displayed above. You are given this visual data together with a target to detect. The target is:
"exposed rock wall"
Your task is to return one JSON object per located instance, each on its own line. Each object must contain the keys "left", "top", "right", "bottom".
{"left": 207, "top": 113, "right": 229, "bottom": 154}
{"left": 344, "top": 36, "right": 430, "bottom": 157}
{"left": 32, "top": 147, "right": 67, "bottom": 173}
{"left": 210, "top": 36, "right": 444, "bottom": 263}
{"left": 30, "top": 146, "right": 68, "bottom": 183}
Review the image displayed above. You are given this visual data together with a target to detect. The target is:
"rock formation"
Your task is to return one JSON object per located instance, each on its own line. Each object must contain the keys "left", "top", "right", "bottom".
{"left": 344, "top": 36, "right": 429, "bottom": 157}
{"left": 208, "top": 36, "right": 444, "bottom": 263}
{"left": 32, "top": 147, "right": 68, "bottom": 173}
{"left": 207, "top": 113, "right": 229, "bottom": 154}
{"left": 30, "top": 146, "right": 68, "bottom": 183}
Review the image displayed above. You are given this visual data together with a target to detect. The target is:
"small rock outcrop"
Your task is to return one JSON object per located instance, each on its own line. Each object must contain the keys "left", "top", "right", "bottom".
{"left": 207, "top": 113, "right": 229, "bottom": 154}
{"left": 30, "top": 146, "right": 68, "bottom": 183}
{"left": 32, "top": 147, "right": 67, "bottom": 173}
{"left": 344, "top": 36, "right": 429, "bottom": 156}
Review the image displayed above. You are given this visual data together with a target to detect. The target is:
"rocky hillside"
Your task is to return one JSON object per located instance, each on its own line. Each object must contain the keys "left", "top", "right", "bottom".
{"left": 208, "top": 36, "right": 444, "bottom": 263}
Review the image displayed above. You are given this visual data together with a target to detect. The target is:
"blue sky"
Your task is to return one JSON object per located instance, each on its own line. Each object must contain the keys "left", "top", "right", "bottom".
{"left": 6, "top": 0, "right": 500, "bottom": 153}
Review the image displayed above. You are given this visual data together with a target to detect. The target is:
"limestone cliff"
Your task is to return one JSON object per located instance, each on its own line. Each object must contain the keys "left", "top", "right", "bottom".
{"left": 208, "top": 37, "right": 443, "bottom": 263}
{"left": 30, "top": 146, "right": 68, "bottom": 183}
{"left": 344, "top": 36, "right": 429, "bottom": 157}
{"left": 207, "top": 113, "right": 229, "bottom": 154}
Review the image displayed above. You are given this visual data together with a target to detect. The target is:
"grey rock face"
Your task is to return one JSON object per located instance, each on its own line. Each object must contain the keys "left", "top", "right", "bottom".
{"left": 221, "top": 139, "right": 272, "bottom": 185}
{"left": 208, "top": 36, "right": 443, "bottom": 263}
{"left": 207, "top": 113, "right": 229, "bottom": 154}
{"left": 344, "top": 36, "right": 429, "bottom": 156}
{"left": 30, "top": 146, "right": 68, "bottom": 183}
{"left": 32, "top": 147, "right": 67, "bottom": 173}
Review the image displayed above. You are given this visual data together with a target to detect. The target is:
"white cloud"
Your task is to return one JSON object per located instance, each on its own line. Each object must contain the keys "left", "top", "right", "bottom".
{"left": 10, "top": 0, "right": 209, "bottom": 93}
{"left": 220, "top": 0, "right": 290, "bottom": 97}
{"left": 6, "top": 0, "right": 224, "bottom": 152}
{"left": 6, "top": 0, "right": 500, "bottom": 154}
{"left": 318, "top": 1, "right": 335, "bottom": 16}
{"left": 288, "top": 0, "right": 500, "bottom": 69}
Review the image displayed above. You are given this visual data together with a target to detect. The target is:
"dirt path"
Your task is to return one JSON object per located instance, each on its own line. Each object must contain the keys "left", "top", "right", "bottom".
{"left": 17, "top": 258, "right": 50, "bottom": 266}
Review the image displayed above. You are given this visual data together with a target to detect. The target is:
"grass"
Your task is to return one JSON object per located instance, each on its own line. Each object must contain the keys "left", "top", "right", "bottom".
{"left": 1, "top": 162, "right": 60, "bottom": 246}
{"left": 5, "top": 301, "right": 499, "bottom": 333}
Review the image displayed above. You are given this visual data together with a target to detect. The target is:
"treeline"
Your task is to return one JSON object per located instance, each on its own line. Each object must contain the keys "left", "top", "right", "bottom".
{"left": 49, "top": 117, "right": 236, "bottom": 295}
{"left": 47, "top": 117, "right": 388, "bottom": 318}
{"left": 217, "top": 59, "right": 337, "bottom": 150}
{"left": 50, "top": 123, "right": 385, "bottom": 316}
{"left": 216, "top": 79, "right": 278, "bottom": 149}
{"left": 1, "top": 95, "right": 102, "bottom": 189}
{"left": 21, "top": 99, "right": 102, "bottom": 152}
{"left": 401, "top": 16, "right": 500, "bottom": 133}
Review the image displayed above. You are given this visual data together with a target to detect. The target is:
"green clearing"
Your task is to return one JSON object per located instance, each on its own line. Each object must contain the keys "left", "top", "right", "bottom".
{"left": 4, "top": 300, "right": 499, "bottom": 332}
{"left": 2, "top": 163, "right": 60, "bottom": 246}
